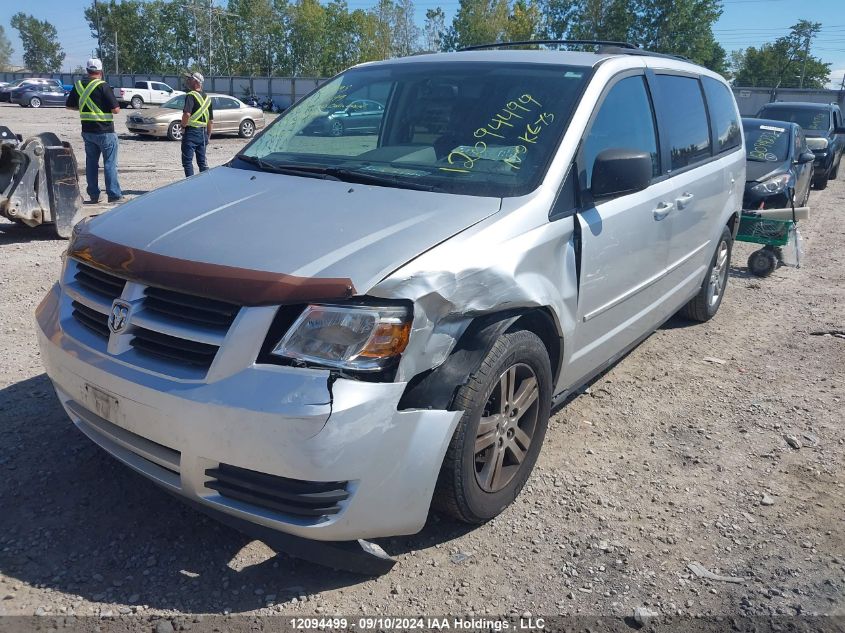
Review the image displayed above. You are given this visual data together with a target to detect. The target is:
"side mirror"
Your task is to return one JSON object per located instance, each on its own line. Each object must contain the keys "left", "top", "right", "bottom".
{"left": 797, "top": 151, "right": 815, "bottom": 164}
{"left": 591, "top": 149, "right": 653, "bottom": 200}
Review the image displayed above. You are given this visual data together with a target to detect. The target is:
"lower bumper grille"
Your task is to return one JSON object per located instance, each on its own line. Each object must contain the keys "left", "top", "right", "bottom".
{"left": 205, "top": 464, "right": 349, "bottom": 519}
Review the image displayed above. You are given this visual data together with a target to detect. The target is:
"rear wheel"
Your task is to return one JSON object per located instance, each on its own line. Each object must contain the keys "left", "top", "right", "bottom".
{"left": 29, "top": 97, "right": 42, "bottom": 108}
{"left": 131, "top": 95, "right": 144, "bottom": 109}
{"left": 434, "top": 329, "right": 552, "bottom": 524}
{"left": 238, "top": 119, "right": 255, "bottom": 138}
{"left": 814, "top": 172, "right": 829, "bottom": 190}
{"left": 166, "top": 121, "right": 183, "bottom": 141}
{"left": 679, "top": 225, "right": 732, "bottom": 322}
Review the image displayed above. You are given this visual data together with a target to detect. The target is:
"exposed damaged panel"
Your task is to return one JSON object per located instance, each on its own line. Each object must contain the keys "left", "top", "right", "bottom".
{"left": 371, "top": 195, "right": 579, "bottom": 385}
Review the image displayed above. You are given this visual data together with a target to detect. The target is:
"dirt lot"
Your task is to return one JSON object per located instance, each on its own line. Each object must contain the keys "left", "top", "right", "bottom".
{"left": 0, "top": 104, "right": 843, "bottom": 626}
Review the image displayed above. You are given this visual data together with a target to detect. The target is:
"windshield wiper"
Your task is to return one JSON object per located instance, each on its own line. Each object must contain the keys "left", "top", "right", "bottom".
{"left": 322, "top": 167, "right": 441, "bottom": 192}
{"left": 235, "top": 155, "right": 341, "bottom": 180}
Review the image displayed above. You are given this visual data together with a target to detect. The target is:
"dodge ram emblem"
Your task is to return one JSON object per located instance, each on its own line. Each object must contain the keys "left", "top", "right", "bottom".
{"left": 109, "top": 300, "right": 131, "bottom": 334}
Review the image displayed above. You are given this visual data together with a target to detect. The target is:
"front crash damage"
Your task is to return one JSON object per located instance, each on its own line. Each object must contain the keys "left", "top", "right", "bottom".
{"left": 0, "top": 126, "right": 82, "bottom": 238}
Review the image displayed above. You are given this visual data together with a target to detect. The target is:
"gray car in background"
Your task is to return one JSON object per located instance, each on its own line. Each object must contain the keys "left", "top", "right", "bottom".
{"left": 36, "top": 44, "right": 744, "bottom": 573}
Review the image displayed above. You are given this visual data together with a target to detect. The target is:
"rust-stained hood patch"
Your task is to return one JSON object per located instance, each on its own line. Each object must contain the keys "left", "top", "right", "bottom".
{"left": 76, "top": 166, "right": 501, "bottom": 303}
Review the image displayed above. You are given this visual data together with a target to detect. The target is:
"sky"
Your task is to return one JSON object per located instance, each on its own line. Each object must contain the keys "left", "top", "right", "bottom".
{"left": 1, "top": 0, "right": 844, "bottom": 87}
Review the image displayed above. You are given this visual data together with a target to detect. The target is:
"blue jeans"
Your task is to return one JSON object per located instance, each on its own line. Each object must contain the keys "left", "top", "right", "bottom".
{"left": 181, "top": 127, "right": 208, "bottom": 177}
{"left": 81, "top": 132, "right": 121, "bottom": 200}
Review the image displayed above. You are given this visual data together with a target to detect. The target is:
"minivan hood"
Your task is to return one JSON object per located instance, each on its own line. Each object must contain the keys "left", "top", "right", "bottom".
{"left": 81, "top": 165, "right": 501, "bottom": 296}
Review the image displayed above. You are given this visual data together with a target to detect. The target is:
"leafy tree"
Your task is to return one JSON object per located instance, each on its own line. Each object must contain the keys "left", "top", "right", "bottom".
{"left": 393, "top": 0, "right": 420, "bottom": 57}
{"left": 442, "top": 0, "right": 510, "bottom": 50}
{"left": 9, "top": 13, "right": 65, "bottom": 72}
{"left": 0, "top": 25, "right": 13, "bottom": 71}
{"left": 505, "top": 0, "right": 543, "bottom": 42}
{"left": 732, "top": 20, "right": 829, "bottom": 89}
{"left": 423, "top": 8, "right": 446, "bottom": 52}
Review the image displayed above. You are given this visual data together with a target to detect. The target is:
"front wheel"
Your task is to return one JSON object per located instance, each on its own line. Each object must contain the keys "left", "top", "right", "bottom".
{"left": 434, "top": 329, "right": 552, "bottom": 524}
{"left": 814, "top": 173, "right": 829, "bottom": 190}
{"left": 679, "top": 225, "right": 733, "bottom": 322}
{"left": 166, "top": 121, "right": 183, "bottom": 141}
{"left": 330, "top": 120, "right": 344, "bottom": 137}
{"left": 29, "top": 97, "right": 42, "bottom": 108}
{"left": 131, "top": 96, "right": 144, "bottom": 109}
{"left": 238, "top": 119, "right": 255, "bottom": 138}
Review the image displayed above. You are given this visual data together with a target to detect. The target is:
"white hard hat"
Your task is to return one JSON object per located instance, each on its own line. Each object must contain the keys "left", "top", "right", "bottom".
{"left": 86, "top": 58, "right": 103, "bottom": 72}
{"left": 185, "top": 71, "right": 204, "bottom": 84}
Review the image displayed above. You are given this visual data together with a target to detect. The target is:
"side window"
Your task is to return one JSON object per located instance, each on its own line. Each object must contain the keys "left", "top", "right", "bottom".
{"left": 654, "top": 75, "right": 711, "bottom": 171}
{"left": 134, "top": 81, "right": 146, "bottom": 89}
{"left": 581, "top": 75, "right": 659, "bottom": 190}
{"left": 702, "top": 77, "right": 741, "bottom": 154}
{"left": 212, "top": 96, "right": 238, "bottom": 110}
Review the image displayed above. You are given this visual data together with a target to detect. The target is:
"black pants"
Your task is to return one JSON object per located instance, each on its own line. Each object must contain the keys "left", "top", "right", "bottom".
{"left": 181, "top": 127, "right": 208, "bottom": 177}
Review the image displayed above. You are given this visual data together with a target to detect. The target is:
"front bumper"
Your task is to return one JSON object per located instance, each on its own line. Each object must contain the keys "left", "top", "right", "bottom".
{"left": 126, "top": 120, "right": 169, "bottom": 136}
{"left": 36, "top": 283, "right": 460, "bottom": 544}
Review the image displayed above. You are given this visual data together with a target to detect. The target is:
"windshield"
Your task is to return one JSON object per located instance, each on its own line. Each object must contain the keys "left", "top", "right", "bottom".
{"left": 162, "top": 94, "right": 186, "bottom": 109}
{"left": 744, "top": 123, "right": 790, "bottom": 162}
{"left": 760, "top": 107, "right": 830, "bottom": 132}
{"left": 238, "top": 62, "right": 590, "bottom": 197}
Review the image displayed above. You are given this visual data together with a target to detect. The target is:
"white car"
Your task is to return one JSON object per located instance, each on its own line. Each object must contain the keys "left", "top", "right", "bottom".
{"left": 114, "top": 80, "right": 183, "bottom": 109}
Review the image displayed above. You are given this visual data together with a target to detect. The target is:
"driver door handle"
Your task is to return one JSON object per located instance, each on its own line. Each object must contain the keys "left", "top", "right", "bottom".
{"left": 653, "top": 201, "right": 674, "bottom": 221}
{"left": 676, "top": 192, "right": 695, "bottom": 209}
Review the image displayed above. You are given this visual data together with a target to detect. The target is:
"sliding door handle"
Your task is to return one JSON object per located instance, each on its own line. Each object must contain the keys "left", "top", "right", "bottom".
{"left": 653, "top": 201, "right": 674, "bottom": 221}
{"left": 676, "top": 192, "right": 695, "bottom": 209}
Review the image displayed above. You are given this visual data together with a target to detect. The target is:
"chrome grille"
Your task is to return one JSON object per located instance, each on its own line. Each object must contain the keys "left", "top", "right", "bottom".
{"left": 71, "top": 300, "right": 110, "bottom": 338}
{"left": 130, "top": 327, "right": 219, "bottom": 367}
{"left": 143, "top": 287, "right": 239, "bottom": 329}
{"left": 74, "top": 262, "right": 125, "bottom": 301}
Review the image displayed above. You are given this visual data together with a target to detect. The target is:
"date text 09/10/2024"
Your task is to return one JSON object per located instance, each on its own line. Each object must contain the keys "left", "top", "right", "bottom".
{"left": 288, "top": 617, "right": 547, "bottom": 630}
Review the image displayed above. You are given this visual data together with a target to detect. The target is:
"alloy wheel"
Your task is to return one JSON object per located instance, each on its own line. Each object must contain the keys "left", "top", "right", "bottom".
{"left": 474, "top": 363, "right": 540, "bottom": 493}
{"left": 30, "top": 97, "right": 41, "bottom": 108}
{"left": 707, "top": 239, "right": 729, "bottom": 307}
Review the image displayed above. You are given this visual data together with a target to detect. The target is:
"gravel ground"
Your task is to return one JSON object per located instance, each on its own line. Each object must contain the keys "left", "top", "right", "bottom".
{"left": 0, "top": 104, "right": 843, "bottom": 626}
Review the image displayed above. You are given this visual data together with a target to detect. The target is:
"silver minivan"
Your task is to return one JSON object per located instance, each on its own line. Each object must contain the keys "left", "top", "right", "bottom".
{"left": 36, "top": 44, "right": 744, "bottom": 573}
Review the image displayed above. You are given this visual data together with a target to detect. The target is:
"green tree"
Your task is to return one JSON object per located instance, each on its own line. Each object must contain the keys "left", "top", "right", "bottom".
{"left": 732, "top": 20, "right": 829, "bottom": 88}
{"left": 0, "top": 25, "right": 13, "bottom": 71}
{"left": 9, "top": 13, "right": 65, "bottom": 72}
{"left": 505, "top": 0, "right": 543, "bottom": 42}
{"left": 423, "top": 7, "right": 446, "bottom": 52}
{"left": 442, "top": 0, "right": 510, "bottom": 50}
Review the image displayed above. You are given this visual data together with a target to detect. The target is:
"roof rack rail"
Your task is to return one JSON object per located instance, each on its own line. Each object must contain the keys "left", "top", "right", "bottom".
{"left": 458, "top": 39, "right": 694, "bottom": 63}
{"left": 458, "top": 39, "right": 638, "bottom": 52}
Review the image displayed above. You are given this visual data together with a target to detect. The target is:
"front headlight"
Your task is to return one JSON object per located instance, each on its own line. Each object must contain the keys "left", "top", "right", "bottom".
{"left": 141, "top": 117, "right": 157, "bottom": 124}
{"left": 805, "top": 137, "right": 828, "bottom": 151}
{"left": 271, "top": 303, "right": 412, "bottom": 371}
{"left": 750, "top": 174, "right": 791, "bottom": 195}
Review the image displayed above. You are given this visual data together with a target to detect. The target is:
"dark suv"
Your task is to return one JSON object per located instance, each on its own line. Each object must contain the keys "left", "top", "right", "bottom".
{"left": 756, "top": 101, "right": 845, "bottom": 190}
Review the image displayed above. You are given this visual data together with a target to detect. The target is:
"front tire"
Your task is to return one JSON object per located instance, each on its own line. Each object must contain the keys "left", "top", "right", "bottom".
{"left": 679, "top": 225, "right": 732, "bottom": 322}
{"left": 29, "top": 97, "right": 42, "bottom": 108}
{"left": 131, "top": 96, "right": 144, "bottom": 109}
{"left": 434, "top": 329, "right": 552, "bottom": 524}
{"left": 330, "top": 120, "right": 344, "bottom": 137}
{"left": 238, "top": 119, "right": 255, "bottom": 138}
{"left": 166, "top": 121, "right": 183, "bottom": 141}
{"left": 814, "top": 172, "right": 829, "bottom": 190}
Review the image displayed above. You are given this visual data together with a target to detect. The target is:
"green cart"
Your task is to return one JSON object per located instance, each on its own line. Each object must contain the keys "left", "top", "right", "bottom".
{"left": 736, "top": 213, "right": 796, "bottom": 277}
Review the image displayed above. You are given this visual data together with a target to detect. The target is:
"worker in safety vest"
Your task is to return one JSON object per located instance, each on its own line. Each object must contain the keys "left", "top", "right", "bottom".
{"left": 180, "top": 71, "right": 214, "bottom": 177}
{"left": 65, "top": 58, "right": 122, "bottom": 203}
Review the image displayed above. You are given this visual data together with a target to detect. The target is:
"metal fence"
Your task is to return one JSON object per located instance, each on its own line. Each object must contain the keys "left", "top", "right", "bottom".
{"left": 0, "top": 72, "right": 327, "bottom": 108}
{"left": 3, "top": 70, "right": 844, "bottom": 115}
{"left": 732, "top": 87, "right": 845, "bottom": 116}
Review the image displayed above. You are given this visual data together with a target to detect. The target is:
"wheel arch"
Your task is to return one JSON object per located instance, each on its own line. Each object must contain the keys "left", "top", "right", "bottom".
{"left": 398, "top": 307, "right": 563, "bottom": 411}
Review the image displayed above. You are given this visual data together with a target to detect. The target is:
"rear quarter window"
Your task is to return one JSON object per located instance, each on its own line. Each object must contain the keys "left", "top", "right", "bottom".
{"left": 654, "top": 74, "right": 712, "bottom": 171}
{"left": 702, "top": 77, "right": 741, "bottom": 153}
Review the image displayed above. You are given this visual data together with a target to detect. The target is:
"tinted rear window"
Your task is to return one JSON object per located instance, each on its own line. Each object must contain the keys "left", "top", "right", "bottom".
{"left": 702, "top": 77, "right": 741, "bottom": 153}
{"left": 758, "top": 107, "right": 830, "bottom": 132}
{"left": 654, "top": 75, "right": 711, "bottom": 171}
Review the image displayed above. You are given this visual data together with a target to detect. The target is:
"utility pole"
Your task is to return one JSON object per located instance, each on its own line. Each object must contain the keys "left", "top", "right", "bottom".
{"left": 114, "top": 30, "right": 119, "bottom": 74}
{"left": 799, "top": 32, "right": 810, "bottom": 89}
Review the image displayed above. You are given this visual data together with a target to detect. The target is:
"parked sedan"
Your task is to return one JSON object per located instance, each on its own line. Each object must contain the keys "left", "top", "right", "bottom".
{"left": 126, "top": 93, "right": 265, "bottom": 141}
{"left": 11, "top": 84, "right": 69, "bottom": 108}
{"left": 0, "top": 78, "right": 65, "bottom": 103}
{"left": 301, "top": 99, "right": 385, "bottom": 136}
{"left": 742, "top": 117, "right": 815, "bottom": 210}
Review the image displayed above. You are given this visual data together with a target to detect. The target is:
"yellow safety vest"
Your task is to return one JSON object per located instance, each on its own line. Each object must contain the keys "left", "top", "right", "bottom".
{"left": 187, "top": 91, "right": 211, "bottom": 127}
{"left": 75, "top": 79, "right": 113, "bottom": 123}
